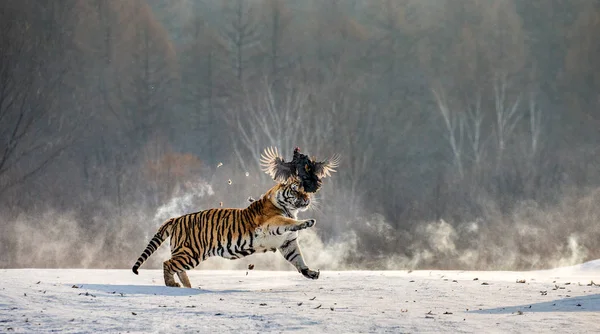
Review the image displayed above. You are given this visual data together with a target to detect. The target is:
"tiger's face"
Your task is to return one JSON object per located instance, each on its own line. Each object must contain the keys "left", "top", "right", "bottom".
{"left": 274, "top": 180, "right": 311, "bottom": 211}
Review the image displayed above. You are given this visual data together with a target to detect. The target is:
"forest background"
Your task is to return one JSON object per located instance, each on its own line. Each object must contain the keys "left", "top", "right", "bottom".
{"left": 1, "top": 0, "right": 600, "bottom": 270}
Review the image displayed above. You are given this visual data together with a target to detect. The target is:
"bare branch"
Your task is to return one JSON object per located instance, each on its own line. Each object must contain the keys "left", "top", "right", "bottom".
{"left": 493, "top": 73, "right": 523, "bottom": 169}
{"left": 528, "top": 91, "right": 542, "bottom": 156}
{"left": 464, "top": 92, "right": 485, "bottom": 168}
{"left": 432, "top": 87, "right": 464, "bottom": 177}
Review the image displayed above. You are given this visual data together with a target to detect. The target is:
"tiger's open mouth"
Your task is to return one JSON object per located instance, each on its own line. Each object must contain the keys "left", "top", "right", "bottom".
{"left": 295, "top": 197, "right": 310, "bottom": 209}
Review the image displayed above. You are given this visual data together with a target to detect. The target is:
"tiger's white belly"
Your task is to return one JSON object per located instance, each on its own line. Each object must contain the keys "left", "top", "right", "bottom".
{"left": 219, "top": 209, "right": 301, "bottom": 260}
{"left": 217, "top": 228, "right": 297, "bottom": 260}
{"left": 252, "top": 227, "right": 296, "bottom": 253}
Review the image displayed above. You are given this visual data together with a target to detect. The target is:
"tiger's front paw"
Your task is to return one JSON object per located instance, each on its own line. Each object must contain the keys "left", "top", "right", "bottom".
{"left": 300, "top": 219, "right": 316, "bottom": 229}
{"left": 301, "top": 268, "right": 320, "bottom": 280}
{"left": 165, "top": 281, "right": 181, "bottom": 288}
{"left": 290, "top": 219, "right": 316, "bottom": 232}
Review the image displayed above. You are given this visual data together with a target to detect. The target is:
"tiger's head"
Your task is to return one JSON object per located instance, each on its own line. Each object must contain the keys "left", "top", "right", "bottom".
{"left": 269, "top": 179, "right": 311, "bottom": 212}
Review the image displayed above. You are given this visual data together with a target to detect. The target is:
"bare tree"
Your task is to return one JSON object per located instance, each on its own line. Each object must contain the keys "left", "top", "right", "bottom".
{"left": 73, "top": 0, "right": 134, "bottom": 207}
{"left": 464, "top": 92, "right": 485, "bottom": 170}
{"left": 259, "top": 0, "right": 294, "bottom": 80}
{"left": 0, "top": 4, "right": 78, "bottom": 196}
{"left": 492, "top": 73, "right": 522, "bottom": 170}
{"left": 123, "top": 1, "right": 178, "bottom": 142}
{"left": 220, "top": 0, "right": 262, "bottom": 83}
{"left": 225, "top": 77, "right": 309, "bottom": 172}
{"left": 179, "top": 13, "right": 231, "bottom": 163}
{"left": 527, "top": 91, "right": 543, "bottom": 158}
{"left": 365, "top": 0, "right": 417, "bottom": 100}
{"left": 327, "top": 91, "right": 377, "bottom": 213}
{"left": 73, "top": 0, "right": 178, "bottom": 215}
{"left": 432, "top": 87, "right": 465, "bottom": 178}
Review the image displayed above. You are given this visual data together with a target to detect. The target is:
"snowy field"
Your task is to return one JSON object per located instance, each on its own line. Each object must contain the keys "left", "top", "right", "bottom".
{"left": 1, "top": 261, "right": 599, "bottom": 333}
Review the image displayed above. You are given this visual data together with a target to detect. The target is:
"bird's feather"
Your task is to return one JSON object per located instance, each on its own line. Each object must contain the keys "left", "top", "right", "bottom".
{"left": 312, "top": 153, "right": 340, "bottom": 178}
{"left": 260, "top": 147, "right": 295, "bottom": 182}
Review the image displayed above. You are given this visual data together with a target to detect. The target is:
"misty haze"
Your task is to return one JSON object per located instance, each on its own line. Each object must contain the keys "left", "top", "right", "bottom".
{"left": 1, "top": 0, "right": 599, "bottom": 272}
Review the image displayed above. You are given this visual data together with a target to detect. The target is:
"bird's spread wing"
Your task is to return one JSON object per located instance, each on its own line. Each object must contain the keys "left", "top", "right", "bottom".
{"left": 312, "top": 153, "right": 340, "bottom": 178}
{"left": 260, "top": 147, "right": 295, "bottom": 182}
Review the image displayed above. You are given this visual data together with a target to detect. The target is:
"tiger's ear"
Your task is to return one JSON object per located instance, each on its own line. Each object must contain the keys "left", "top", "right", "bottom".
{"left": 290, "top": 183, "right": 298, "bottom": 191}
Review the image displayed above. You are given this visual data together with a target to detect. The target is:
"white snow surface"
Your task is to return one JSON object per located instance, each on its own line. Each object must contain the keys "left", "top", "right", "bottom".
{"left": 1, "top": 260, "right": 599, "bottom": 333}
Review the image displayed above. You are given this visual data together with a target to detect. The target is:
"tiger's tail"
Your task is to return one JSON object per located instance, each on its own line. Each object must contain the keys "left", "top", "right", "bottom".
{"left": 132, "top": 218, "right": 174, "bottom": 275}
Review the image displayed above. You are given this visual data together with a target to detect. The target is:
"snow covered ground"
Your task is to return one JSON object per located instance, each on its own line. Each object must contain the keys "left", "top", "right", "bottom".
{"left": 1, "top": 261, "right": 599, "bottom": 333}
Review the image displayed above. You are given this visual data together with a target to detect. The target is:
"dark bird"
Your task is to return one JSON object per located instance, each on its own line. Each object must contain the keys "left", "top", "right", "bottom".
{"left": 260, "top": 147, "right": 339, "bottom": 193}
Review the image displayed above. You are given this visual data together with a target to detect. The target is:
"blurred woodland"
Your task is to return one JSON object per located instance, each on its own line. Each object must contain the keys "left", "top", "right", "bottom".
{"left": 1, "top": 0, "right": 600, "bottom": 270}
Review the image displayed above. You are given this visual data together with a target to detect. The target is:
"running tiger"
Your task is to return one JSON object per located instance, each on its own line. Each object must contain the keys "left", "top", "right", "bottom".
{"left": 132, "top": 180, "right": 319, "bottom": 288}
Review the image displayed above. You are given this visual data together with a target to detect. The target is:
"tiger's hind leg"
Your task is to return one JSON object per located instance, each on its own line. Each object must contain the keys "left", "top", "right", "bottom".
{"left": 163, "top": 260, "right": 180, "bottom": 287}
{"left": 163, "top": 255, "right": 197, "bottom": 288}
{"left": 177, "top": 271, "right": 192, "bottom": 288}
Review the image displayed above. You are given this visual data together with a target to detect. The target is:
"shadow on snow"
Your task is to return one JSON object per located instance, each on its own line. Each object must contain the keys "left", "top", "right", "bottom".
{"left": 471, "top": 294, "right": 600, "bottom": 314}
{"left": 66, "top": 284, "right": 248, "bottom": 296}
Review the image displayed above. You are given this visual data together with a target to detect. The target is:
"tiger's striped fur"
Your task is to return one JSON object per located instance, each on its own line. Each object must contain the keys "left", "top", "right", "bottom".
{"left": 132, "top": 180, "right": 319, "bottom": 287}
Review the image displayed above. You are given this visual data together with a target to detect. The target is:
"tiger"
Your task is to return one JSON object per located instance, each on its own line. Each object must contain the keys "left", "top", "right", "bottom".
{"left": 132, "top": 179, "right": 320, "bottom": 288}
